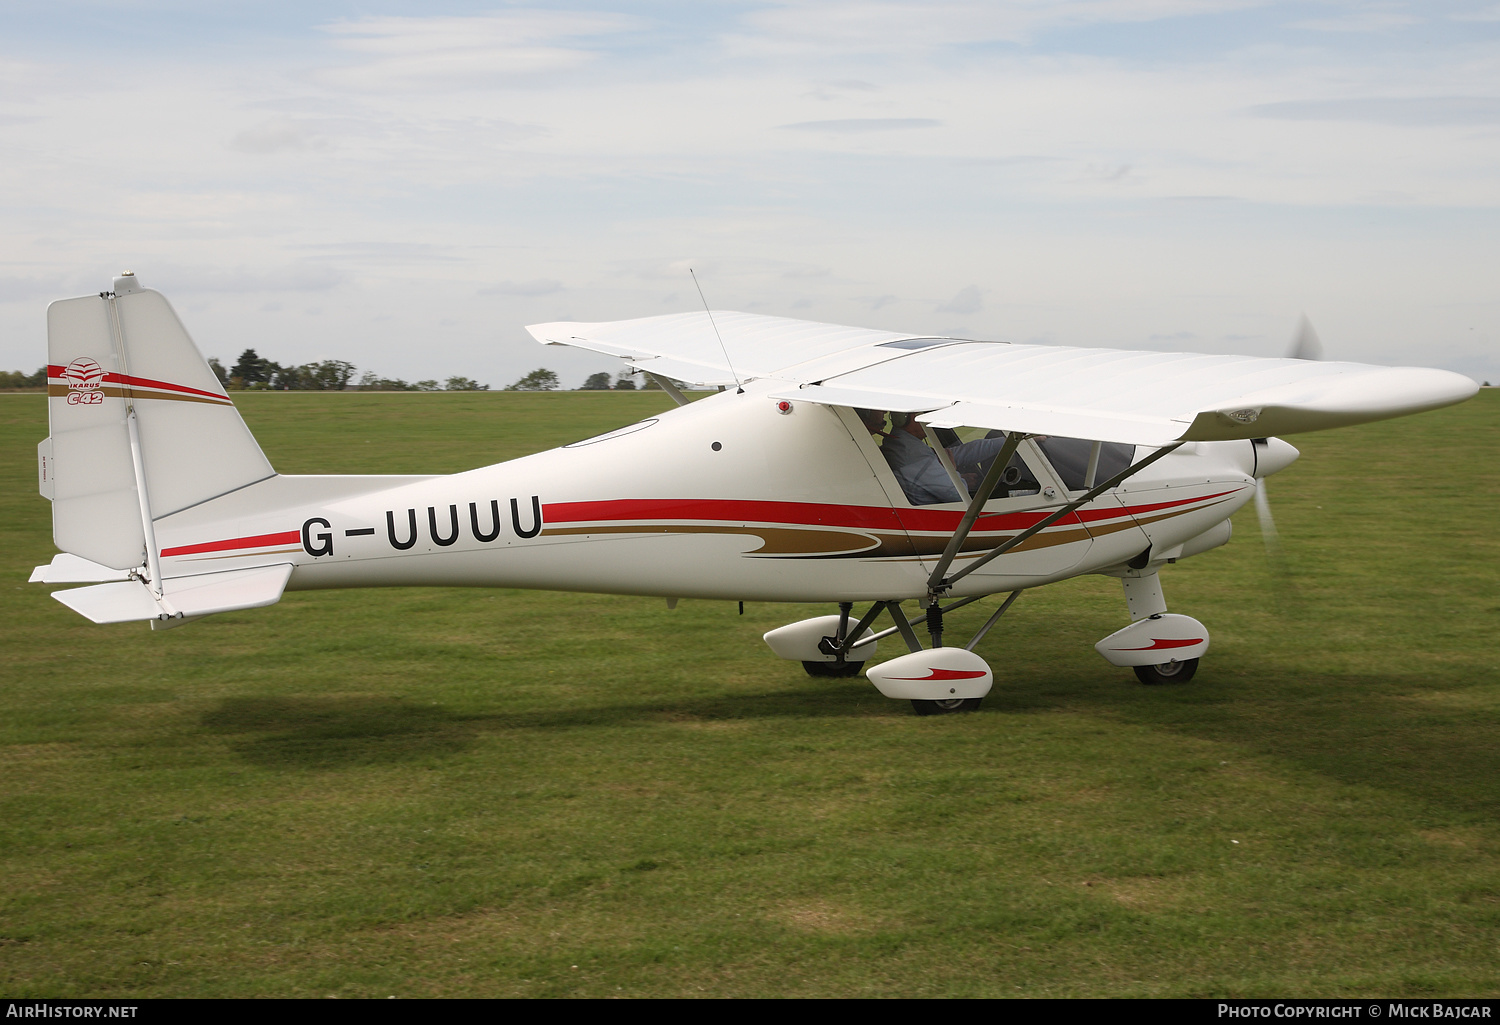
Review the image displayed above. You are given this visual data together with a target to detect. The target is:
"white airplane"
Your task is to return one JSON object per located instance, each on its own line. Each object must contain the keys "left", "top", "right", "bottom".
{"left": 30, "top": 273, "right": 1477, "bottom": 714}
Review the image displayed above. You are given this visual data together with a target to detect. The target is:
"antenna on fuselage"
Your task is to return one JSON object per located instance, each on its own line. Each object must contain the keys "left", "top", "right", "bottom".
{"left": 690, "top": 268, "right": 742, "bottom": 394}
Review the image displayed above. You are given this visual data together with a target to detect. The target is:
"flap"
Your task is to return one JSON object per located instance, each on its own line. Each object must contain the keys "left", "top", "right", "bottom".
{"left": 769, "top": 384, "right": 953, "bottom": 415}
{"left": 914, "top": 402, "right": 1187, "bottom": 446}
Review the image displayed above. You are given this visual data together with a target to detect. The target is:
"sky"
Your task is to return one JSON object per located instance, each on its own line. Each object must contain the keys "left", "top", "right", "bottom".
{"left": 2, "top": 0, "right": 1498, "bottom": 388}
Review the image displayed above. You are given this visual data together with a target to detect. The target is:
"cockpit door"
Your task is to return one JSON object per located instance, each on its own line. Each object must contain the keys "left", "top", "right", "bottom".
{"left": 843, "top": 412, "right": 1099, "bottom": 586}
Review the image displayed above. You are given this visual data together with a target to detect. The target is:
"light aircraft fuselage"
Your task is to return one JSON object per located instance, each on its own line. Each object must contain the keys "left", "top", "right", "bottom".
{"left": 150, "top": 378, "right": 1259, "bottom": 603}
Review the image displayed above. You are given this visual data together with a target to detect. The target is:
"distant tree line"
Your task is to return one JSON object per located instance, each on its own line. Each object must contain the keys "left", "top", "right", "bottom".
{"left": 207, "top": 349, "right": 491, "bottom": 392}
{"left": 0, "top": 368, "right": 46, "bottom": 389}
{"left": 580, "top": 371, "right": 637, "bottom": 390}
{"left": 579, "top": 371, "right": 691, "bottom": 391}
{"left": 502, "top": 369, "right": 679, "bottom": 391}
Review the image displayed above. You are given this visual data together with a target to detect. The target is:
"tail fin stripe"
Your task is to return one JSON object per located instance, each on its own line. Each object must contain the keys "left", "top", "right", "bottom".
{"left": 49, "top": 383, "right": 231, "bottom": 406}
{"left": 48, "top": 365, "right": 233, "bottom": 405}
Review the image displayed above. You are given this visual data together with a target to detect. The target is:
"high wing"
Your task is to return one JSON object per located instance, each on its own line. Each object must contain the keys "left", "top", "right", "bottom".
{"left": 528, "top": 310, "right": 918, "bottom": 389}
{"left": 528, "top": 311, "right": 1477, "bottom": 445}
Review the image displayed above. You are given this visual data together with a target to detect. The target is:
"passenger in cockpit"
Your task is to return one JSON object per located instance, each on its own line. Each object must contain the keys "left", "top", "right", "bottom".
{"left": 862, "top": 410, "right": 1012, "bottom": 506}
{"left": 857, "top": 407, "right": 890, "bottom": 438}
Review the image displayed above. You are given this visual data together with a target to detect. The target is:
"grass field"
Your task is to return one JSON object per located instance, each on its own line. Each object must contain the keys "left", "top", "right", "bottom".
{"left": 1, "top": 390, "right": 1497, "bottom": 998}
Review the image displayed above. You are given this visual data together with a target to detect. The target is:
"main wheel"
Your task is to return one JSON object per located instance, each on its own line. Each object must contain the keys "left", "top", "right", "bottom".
{"left": 1132, "top": 657, "right": 1199, "bottom": 685}
{"left": 803, "top": 660, "right": 864, "bottom": 678}
{"left": 910, "top": 697, "right": 983, "bottom": 715}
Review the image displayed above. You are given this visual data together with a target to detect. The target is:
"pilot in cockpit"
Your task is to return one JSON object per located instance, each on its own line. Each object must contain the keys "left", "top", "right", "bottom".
{"left": 857, "top": 408, "right": 1012, "bottom": 506}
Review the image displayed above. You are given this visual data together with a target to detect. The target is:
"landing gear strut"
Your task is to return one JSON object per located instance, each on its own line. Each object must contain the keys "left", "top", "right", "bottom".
{"left": 1095, "top": 572, "right": 1211, "bottom": 685}
{"left": 803, "top": 601, "right": 865, "bottom": 677}
{"left": 766, "top": 594, "right": 1025, "bottom": 716}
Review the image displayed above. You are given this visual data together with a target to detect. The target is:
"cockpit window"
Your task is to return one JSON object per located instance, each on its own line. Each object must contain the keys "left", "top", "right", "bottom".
{"left": 853, "top": 409, "right": 1132, "bottom": 506}
{"left": 1033, "top": 437, "right": 1134, "bottom": 491}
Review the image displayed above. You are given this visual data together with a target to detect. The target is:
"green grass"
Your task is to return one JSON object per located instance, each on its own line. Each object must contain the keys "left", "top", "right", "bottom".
{"left": 1, "top": 390, "right": 1496, "bottom": 998}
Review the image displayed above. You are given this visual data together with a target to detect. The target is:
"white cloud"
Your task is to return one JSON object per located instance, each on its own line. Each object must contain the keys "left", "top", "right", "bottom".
{"left": 938, "top": 285, "right": 984, "bottom": 316}
{"left": 317, "top": 10, "right": 641, "bottom": 90}
{"left": 779, "top": 118, "right": 943, "bottom": 132}
{"left": 0, "top": 275, "right": 72, "bottom": 304}
{"left": 150, "top": 265, "right": 344, "bottom": 294}
{"left": 479, "top": 279, "right": 565, "bottom": 296}
{"left": 1289, "top": 11, "right": 1422, "bottom": 33}
{"left": 231, "top": 118, "right": 327, "bottom": 153}
{"left": 1249, "top": 96, "right": 1500, "bottom": 125}
{"left": 731, "top": 0, "right": 1275, "bottom": 54}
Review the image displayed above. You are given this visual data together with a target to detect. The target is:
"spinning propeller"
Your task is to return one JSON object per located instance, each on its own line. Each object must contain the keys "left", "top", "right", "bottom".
{"left": 1287, "top": 314, "right": 1324, "bottom": 362}
{"left": 1253, "top": 315, "right": 1322, "bottom": 558}
{"left": 1253, "top": 465, "right": 1280, "bottom": 557}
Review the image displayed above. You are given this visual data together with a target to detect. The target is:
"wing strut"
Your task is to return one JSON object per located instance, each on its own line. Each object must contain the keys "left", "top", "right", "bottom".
{"left": 964, "top": 590, "right": 1024, "bottom": 651}
{"left": 925, "top": 432, "right": 1026, "bottom": 593}
{"left": 940, "top": 442, "right": 1184, "bottom": 591}
{"left": 644, "top": 372, "right": 689, "bottom": 407}
{"left": 826, "top": 441, "right": 1184, "bottom": 661}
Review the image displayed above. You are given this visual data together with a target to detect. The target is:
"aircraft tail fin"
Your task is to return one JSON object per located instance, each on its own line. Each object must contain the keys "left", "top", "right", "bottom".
{"left": 41, "top": 273, "right": 274, "bottom": 571}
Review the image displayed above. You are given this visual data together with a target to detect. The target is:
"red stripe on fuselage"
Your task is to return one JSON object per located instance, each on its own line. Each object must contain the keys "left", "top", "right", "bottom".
{"left": 544, "top": 498, "right": 908, "bottom": 531}
{"left": 541, "top": 491, "right": 1237, "bottom": 534}
{"left": 161, "top": 530, "right": 300, "bottom": 558}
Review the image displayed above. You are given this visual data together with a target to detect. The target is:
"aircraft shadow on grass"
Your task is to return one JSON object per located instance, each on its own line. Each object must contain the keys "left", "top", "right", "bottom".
{"left": 199, "top": 687, "right": 899, "bottom": 769}
{"left": 1079, "top": 673, "right": 1500, "bottom": 820}
{"left": 200, "top": 695, "right": 484, "bottom": 769}
{"left": 196, "top": 668, "right": 1500, "bottom": 823}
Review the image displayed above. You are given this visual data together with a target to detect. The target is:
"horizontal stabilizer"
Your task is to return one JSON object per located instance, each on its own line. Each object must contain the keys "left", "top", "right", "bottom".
{"left": 53, "top": 580, "right": 161, "bottom": 623}
{"left": 52, "top": 563, "right": 293, "bottom": 625}
{"left": 30, "top": 553, "right": 134, "bottom": 584}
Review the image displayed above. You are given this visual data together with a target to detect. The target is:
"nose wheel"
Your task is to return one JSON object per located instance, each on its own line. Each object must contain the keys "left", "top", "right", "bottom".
{"left": 1132, "top": 657, "right": 1199, "bottom": 685}
{"left": 910, "top": 697, "right": 983, "bottom": 715}
{"left": 803, "top": 660, "right": 864, "bottom": 678}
